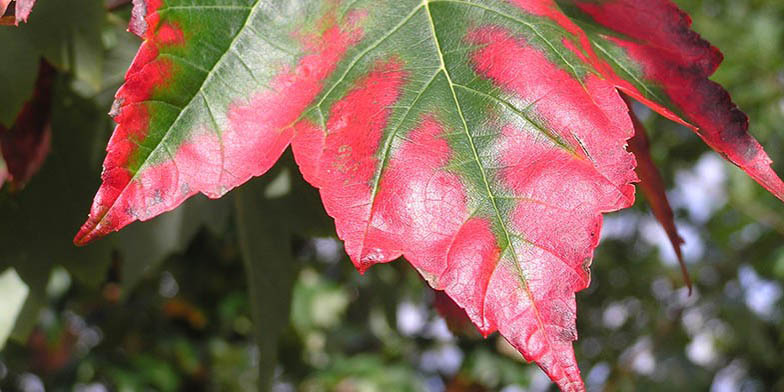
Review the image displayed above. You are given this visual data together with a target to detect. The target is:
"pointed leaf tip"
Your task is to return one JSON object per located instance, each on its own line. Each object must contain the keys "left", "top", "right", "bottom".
{"left": 625, "top": 100, "right": 692, "bottom": 293}
{"left": 564, "top": 0, "right": 784, "bottom": 204}
{"left": 73, "top": 219, "right": 102, "bottom": 246}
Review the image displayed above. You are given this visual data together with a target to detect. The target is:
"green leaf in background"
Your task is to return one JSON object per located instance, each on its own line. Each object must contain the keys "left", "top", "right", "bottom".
{"left": 234, "top": 151, "right": 332, "bottom": 390}
{"left": 118, "top": 193, "right": 231, "bottom": 290}
{"left": 21, "top": 0, "right": 104, "bottom": 92}
{"left": 0, "top": 0, "right": 104, "bottom": 127}
{"left": 0, "top": 268, "right": 29, "bottom": 349}
{"left": 0, "top": 69, "right": 231, "bottom": 345}
{"left": 235, "top": 173, "right": 300, "bottom": 391}
{"left": 0, "top": 28, "right": 38, "bottom": 127}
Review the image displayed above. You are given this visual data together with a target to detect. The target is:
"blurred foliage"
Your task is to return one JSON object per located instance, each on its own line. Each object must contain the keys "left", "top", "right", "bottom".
{"left": 0, "top": 0, "right": 783, "bottom": 391}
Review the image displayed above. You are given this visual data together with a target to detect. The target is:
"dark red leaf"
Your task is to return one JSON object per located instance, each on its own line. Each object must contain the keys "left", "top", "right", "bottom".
{"left": 0, "top": 61, "right": 54, "bottom": 190}
{"left": 561, "top": 0, "right": 784, "bottom": 202}
{"left": 624, "top": 99, "right": 690, "bottom": 292}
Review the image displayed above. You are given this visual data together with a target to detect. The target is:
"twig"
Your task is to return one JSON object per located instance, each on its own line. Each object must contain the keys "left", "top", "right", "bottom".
{"left": 106, "top": 0, "right": 132, "bottom": 11}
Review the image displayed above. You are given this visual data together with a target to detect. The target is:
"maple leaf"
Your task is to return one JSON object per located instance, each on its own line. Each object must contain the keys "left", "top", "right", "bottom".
{"left": 0, "top": 0, "right": 36, "bottom": 25}
{"left": 74, "top": 1, "right": 784, "bottom": 390}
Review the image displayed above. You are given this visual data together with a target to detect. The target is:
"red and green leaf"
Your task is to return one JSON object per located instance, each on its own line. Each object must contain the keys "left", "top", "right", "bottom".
{"left": 74, "top": 1, "right": 784, "bottom": 390}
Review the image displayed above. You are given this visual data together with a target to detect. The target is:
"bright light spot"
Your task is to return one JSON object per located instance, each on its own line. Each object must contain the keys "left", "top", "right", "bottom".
{"left": 46, "top": 267, "right": 72, "bottom": 298}
{"left": 670, "top": 153, "right": 727, "bottom": 223}
{"left": 76, "top": 326, "right": 103, "bottom": 356}
{"left": 420, "top": 344, "right": 463, "bottom": 375}
{"left": 681, "top": 306, "right": 706, "bottom": 336}
{"left": 687, "top": 332, "right": 719, "bottom": 367}
{"left": 264, "top": 168, "right": 291, "bottom": 198}
{"left": 738, "top": 265, "right": 783, "bottom": 321}
{"left": 601, "top": 212, "right": 640, "bottom": 241}
{"left": 500, "top": 385, "right": 526, "bottom": 392}
{"left": 424, "top": 317, "right": 454, "bottom": 342}
{"left": 312, "top": 237, "right": 342, "bottom": 264}
{"left": 711, "top": 360, "right": 747, "bottom": 392}
{"left": 272, "top": 382, "right": 295, "bottom": 392}
{"left": 397, "top": 301, "right": 427, "bottom": 336}
{"left": 632, "top": 350, "right": 655, "bottom": 375}
{"left": 18, "top": 373, "right": 45, "bottom": 392}
{"left": 425, "top": 376, "right": 445, "bottom": 392}
{"left": 651, "top": 277, "right": 673, "bottom": 301}
{"left": 602, "top": 302, "right": 628, "bottom": 329}
{"left": 730, "top": 223, "right": 763, "bottom": 248}
{"left": 586, "top": 362, "right": 611, "bottom": 390}
{"left": 0, "top": 268, "right": 29, "bottom": 349}
{"left": 621, "top": 337, "right": 655, "bottom": 376}
{"left": 158, "top": 271, "right": 179, "bottom": 298}
{"left": 529, "top": 367, "right": 554, "bottom": 392}
{"left": 74, "top": 383, "right": 108, "bottom": 392}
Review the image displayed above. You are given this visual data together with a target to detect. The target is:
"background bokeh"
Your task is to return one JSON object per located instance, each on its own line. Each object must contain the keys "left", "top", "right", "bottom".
{"left": 0, "top": 0, "right": 783, "bottom": 391}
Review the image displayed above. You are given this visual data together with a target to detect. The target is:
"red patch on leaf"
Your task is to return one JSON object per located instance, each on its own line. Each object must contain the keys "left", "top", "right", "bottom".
{"left": 468, "top": 27, "right": 636, "bottom": 204}
{"left": 295, "top": 91, "right": 504, "bottom": 333}
{"left": 292, "top": 59, "right": 409, "bottom": 269}
{"left": 156, "top": 22, "right": 186, "bottom": 46}
{"left": 464, "top": 26, "right": 637, "bottom": 391}
{"left": 506, "top": 0, "right": 613, "bottom": 79}
{"left": 221, "top": 24, "right": 362, "bottom": 189}
{"left": 363, "top": 117, "right": 466, "bottom": 271}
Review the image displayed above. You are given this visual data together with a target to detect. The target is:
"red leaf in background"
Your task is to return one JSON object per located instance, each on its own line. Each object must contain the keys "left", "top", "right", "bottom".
{"left": 624, "top": 99, "right": 690, "bottom": 292}
{"left": 0, "top": 0, "right": 36, "bottom": 25}
{"left": 0, "top": 61, "right": 54, "bottom": 190}
{"left": 434, "top": 290, "right": 477, "bottom": 337}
